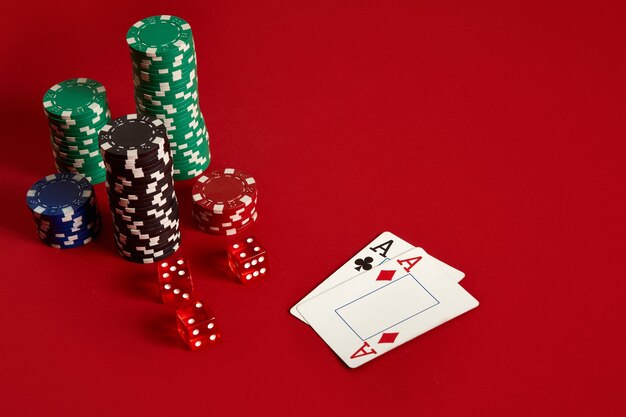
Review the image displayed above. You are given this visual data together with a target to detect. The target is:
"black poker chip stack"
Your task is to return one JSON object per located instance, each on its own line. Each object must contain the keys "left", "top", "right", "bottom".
{"left": 98, "top": 114, "right": 181, "bottom": 263}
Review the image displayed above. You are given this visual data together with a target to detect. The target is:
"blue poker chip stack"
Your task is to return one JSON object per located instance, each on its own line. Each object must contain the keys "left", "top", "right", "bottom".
{"left": 25, "top": 173, "right": 101, "bottom": 249}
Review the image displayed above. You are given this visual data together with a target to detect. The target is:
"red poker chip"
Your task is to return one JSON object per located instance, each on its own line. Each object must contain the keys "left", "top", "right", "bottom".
{"left": 193, "top": 209, "right": 257, "bottom": 230}
{"left": 195, "top": 213, "right": 257, "bottom": 236}
{"left": 193, "top": 195, "right": 257, "bottom": 216}
{"left": 192, "top": 214, "right": 255, "bottom": 230}
{"left": 192, "top": 168, "right": 257, "bottom": 214}
{"left": 192, "top": 198, "right": 256, "bottom": 222}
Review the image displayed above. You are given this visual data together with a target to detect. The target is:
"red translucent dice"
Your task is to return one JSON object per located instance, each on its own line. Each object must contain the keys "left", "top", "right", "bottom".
{"left": 227, "top": 236, "right": 268, "bottom": 283}
{"left": 157, "top": 257, "right": 194, "bottom": 304}
{"left": 176, "top": 300, "right": 221, "bottom": 350}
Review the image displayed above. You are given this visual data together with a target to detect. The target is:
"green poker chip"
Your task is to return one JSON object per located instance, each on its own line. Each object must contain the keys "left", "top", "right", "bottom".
{"left": 48, "top": 116, "right": 111, "bottom": 137}
{"left": 135, "top": 86, "right": 198, "bottom": 105}
{"left": 43, "top": 78, "right": 108, "bottom": 120}
{"left": 132, "top": 52, "right": 196, "bottom": 73}
{"left": 128, "top": 15, "right": 210, "bottom": 181}
{"left": 43, "top": 77, "right": 110, "bottom": 184}
{"left": 50, "top": 145, "right": 101, "bottom": 160}
{"left": 172, "top": 154, "right": 209, "bottom": 170}
{"left": 168, "top": 130, "right": 207, "bottom": 148}
{"left": 167, "top": 119, "right": 205, "bottom": 136}
{"left": 173, "top": 158, "right": 209, "bottom": 180}
{"left": 132, "top": 74, "right": 197, "bottom": 94}
{"left": 50, "top": 141, "right": 100, "bottom": 160}
{"left": 126, "top": 15, "right": 193, "bottom": 57}
{"left": 45, "top": 108, "right": 109, "bottom": 126}
{"left": 129, "top": 39, "right": 196, "bottom": 62}
{"left": 50, "top": 140, "right": 100, "bottom": 154}
{"left": 135, "top": 99, "right": 199, "bottom": 117}
{"left": 131, "top": 52, "right": 197, "bottom": 76}
{"left": 165, "top": 123, "right": 203, "bottom": 142}
{"left": 134, "top": 89, "right": 199, "bottom": 108}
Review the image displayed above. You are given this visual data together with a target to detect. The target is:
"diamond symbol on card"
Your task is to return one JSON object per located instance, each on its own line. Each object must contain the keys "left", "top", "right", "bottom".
{"left": 378, "top": 332, "right": 399, "bottom": 344}
{"left": 376, "top": 270, "right": 395, "bottom": 281}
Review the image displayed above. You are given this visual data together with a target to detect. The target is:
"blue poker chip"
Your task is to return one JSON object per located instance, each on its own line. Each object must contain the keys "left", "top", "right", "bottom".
{"left": 33, "top": 211, "right": 99, "bottom": 233}
{"left": 37, "top": 219, "right": 101, "bottom": 239}
{"left": 38, "top": 234, "right": 96, "bottom": 249}
{"left": 34, "top": 211, "right": 98, "bottom": 225}
{"left": 36, "top": 222, "right": 98, "bottom": 238}
{"left": 26, "top": 172, "right": 102, "bottom": 248}
{"left": 26, "top": 173, "right": 93, "bottom": 217}
{"left": 38, "top": 231, "right": 97, "bottom": 246}
{"left": 37, "top": 220, "right": 101, "bottom": 244}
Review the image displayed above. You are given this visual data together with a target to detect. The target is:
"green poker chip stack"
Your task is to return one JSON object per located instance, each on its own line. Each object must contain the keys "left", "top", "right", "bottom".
{"left": 43, "top": 78, "right": 110, "bottom": 184}
{"left": 126, "top": 15, "right": 211, "bottom": 181}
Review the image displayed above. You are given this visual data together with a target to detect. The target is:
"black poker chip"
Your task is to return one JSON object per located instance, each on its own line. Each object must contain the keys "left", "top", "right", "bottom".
{"left": 108, "top": 188, "right": 177, "bottom": 211}
{"left": 99, "top": 113, "right": 181, "bottom": 263}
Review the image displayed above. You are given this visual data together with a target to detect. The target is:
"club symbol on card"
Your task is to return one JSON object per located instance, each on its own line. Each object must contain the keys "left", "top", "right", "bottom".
{"left": 354, "top": 256, "right": 374, "bottom": 271}
{"left": 378, "top": 332, "right": 399, "bottom": 344}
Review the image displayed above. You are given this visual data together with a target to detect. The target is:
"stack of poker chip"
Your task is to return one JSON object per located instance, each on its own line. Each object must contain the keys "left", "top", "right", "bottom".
{"left": 99, "top": 114, "right": 181, "bottom": 263}
{"left": 43, "top": 78, "right": 110, "bottom": 184}
{"left": 192, "top": 168, "right": 258, "bottom": 236}
{"left": 25, "top": 173, "right": 101, "bottom": 249}
{"left": 126, "top": 15, "right": 210, "bottom": 181}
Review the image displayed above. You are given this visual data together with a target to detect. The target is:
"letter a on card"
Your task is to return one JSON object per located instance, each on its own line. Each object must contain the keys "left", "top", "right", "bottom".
{"left": 397, "top": 256, "right": 422, "bottom": 273}
{"left": 350, "top": 341, "right": 377, "bottom": 359}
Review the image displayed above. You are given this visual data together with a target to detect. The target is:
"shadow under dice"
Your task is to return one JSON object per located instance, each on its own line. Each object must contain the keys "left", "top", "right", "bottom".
{"left": 176, "top": 300, "right": 221, "bottom": 350}
{"left": 157, "top": 257, "right": 195, "bottom": 304}
{"left": 227, "top": 236, "right": 268, "bottom": 283}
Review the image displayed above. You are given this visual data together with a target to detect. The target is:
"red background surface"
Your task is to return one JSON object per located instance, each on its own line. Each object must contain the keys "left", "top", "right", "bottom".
{"left": 1, "top": 1, "right": 624, "bottom": 415}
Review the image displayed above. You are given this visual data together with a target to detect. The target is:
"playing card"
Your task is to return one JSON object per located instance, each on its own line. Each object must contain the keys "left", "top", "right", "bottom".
{"left": 290, "top": 231, "right": 464, "bottom": 323}
{"left": 296, "top": 247, "right": 479, "bottom": 368}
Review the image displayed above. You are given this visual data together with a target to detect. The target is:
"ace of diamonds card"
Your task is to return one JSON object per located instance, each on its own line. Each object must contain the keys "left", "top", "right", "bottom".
{"left": 297, "top": 247, "right": 479, "bottom": 368}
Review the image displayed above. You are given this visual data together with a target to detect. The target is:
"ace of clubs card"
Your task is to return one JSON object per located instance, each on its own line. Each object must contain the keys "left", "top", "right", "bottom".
{"left": 296, "top": 247, "right": 479, "bottom": 368}
{"left": 290, "top": 231, "right": 465, "bottom": 324}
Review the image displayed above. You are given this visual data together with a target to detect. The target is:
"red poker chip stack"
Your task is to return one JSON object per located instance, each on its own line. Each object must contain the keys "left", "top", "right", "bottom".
{"left": 191, "top": 168, "right": 258, "bottom": 236}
